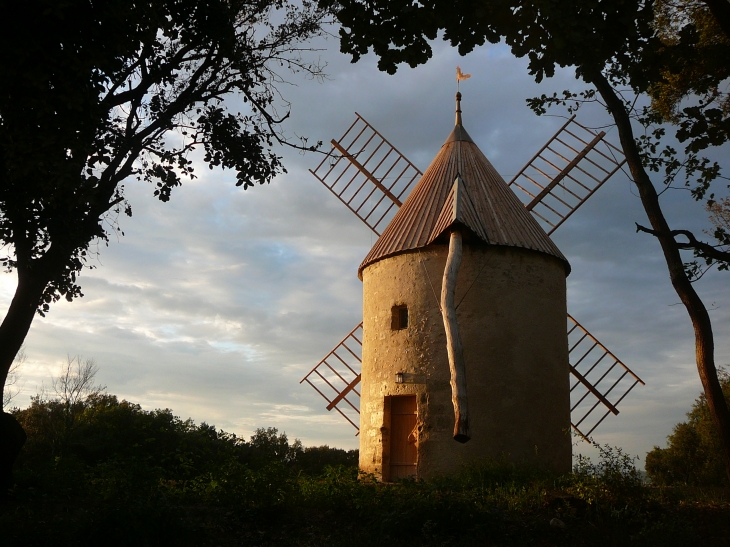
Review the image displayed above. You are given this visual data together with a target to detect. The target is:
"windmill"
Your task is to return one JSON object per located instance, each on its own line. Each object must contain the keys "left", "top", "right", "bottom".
{"left": 300, "top": 89, "right": 644, "bottom": 480}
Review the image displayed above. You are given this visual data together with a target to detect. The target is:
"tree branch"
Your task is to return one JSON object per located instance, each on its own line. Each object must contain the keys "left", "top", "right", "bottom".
{"left": 635, "top": 223, "right": 730, "bottom": 264}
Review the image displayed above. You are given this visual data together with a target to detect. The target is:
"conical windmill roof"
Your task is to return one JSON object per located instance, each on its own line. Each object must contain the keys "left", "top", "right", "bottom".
{"left": 358, "top": 93, "right": 570, "bottom": 278}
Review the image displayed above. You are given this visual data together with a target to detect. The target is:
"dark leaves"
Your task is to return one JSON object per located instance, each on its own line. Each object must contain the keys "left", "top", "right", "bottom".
{"left": 0, "top": 0, "right": 325, "bottom": 312}
{"left": 198, "top": 107, "right": 283, "bottom": 189}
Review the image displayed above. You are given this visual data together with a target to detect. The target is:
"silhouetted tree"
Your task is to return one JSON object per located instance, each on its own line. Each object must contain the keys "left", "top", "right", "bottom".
{"left": 0, "top": 0, "right": 326, "bottom": 488}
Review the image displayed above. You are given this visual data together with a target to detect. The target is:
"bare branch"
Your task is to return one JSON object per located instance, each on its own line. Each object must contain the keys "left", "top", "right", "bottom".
{"left": 635, "top": 223, "right": 730, "bottom": 263}
{"left": 1, "top": 348, "right": 25, "bottom": 410}
{"left": 52, "top": 355, "right": 106, "bottom": 408}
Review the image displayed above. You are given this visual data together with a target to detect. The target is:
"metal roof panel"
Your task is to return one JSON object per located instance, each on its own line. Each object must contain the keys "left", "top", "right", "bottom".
{"left": 358, "top": 96, "right": 570, "bottom": 278}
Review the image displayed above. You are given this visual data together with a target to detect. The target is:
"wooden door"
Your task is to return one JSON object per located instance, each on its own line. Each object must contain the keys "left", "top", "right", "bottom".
{"left": 389, "top": 395, "right": 417, "bottom": 480}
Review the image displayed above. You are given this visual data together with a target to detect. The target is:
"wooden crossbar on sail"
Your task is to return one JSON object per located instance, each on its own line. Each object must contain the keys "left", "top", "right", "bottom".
{"left": 567, "top": 314, "right": 645, "bottom": 441}
{"left": 508, "top": 115, "right": 626, "bottom": 235}
{"left": 309, "top": 114, "right": 423, "bottom": 236}
{"left": 300, "top": 323, "right": 363, "bottom": 433}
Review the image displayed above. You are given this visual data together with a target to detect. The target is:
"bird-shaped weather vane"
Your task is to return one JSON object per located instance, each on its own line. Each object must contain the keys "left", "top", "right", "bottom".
{"left": 456, "top": 66, "right": 471, "bottom": 91}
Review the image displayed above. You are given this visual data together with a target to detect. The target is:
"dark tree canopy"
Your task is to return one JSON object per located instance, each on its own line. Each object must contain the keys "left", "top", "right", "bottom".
{"left": 0, "top": 0, "right": 325, "bottom": 388}
{"left": 0, "top": 0, "right": 327, "bottom": 489}
{"left": 330, "top": 0, "right": 656, "bottom": 81}
{"left": 0, "top": 0, "right": 324, "bottom": 313}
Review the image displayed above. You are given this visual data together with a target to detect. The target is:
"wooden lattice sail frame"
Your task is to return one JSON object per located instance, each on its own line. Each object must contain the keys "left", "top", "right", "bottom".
{"left": 508, "top": 115, "right": 626, "bottom": 235}
{"left": 303, "top": 112, "right": 643, "bottom": 440}
{"left": 300, "top": 323, "right": 363, "bottom": 432}
{"left": 309, "top": 114, "right": 423, "bottom": 236}
{"left": 299, "top": 315, "right": 645, "bottom": 439}
{"left": 567, "top": 314, "right": 645, "bottom": 440}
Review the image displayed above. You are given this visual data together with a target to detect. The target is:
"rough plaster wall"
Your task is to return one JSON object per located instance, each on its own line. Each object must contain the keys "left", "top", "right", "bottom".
{"left": 359, "top": 243, "right": 571, "bottom": 480}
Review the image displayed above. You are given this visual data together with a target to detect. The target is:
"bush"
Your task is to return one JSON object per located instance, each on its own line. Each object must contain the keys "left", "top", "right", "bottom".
{"left": 6, "top": 388, "right": 730, "bottom": 546}
{"left": 646, "top": 368, "right": 730, "bottom": 486}
{"left": 11, "top": 392, "right": 360, "bottom": 503}
{"left": 296, "top": 445, "right": 359, "bottom": 475}
{"left": 570, "top": 444, "right": 644, "bottom": 510}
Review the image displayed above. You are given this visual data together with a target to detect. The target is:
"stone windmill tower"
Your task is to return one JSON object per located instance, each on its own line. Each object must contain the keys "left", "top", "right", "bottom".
{"left": 358, "top": 93, "right": 572, "bottom": 478}
{"left": 302, "top": 90, "right": 644, "bottom": 481}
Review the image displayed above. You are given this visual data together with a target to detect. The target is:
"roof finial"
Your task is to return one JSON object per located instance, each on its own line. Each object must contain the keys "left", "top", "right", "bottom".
{"left": 455, "top": 66, "right": 471, "bottom": 126}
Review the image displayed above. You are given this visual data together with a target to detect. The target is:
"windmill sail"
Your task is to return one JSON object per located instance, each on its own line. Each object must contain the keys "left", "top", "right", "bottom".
{"left": 303, "top": 317, "right": 643, "bottom": 438}
{"left": 567, "top": 314, "right": 645, "bottom": 440}
{"left": 309, "top": 114, "right": 422, "bottom": 235}
{"left": 508, "top": 115, "right": 626, "bottom": 235}
{"left": 304, "top": 114, "right": 641, "bottom": 439}
{"left": 300, "top": 323, "right": 363, "bottom": 432}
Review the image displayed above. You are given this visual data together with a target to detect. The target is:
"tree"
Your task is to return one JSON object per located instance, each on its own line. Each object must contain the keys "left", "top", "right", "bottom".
{"left": 52, "top": 356, "right": 106, "bottom": 409}
{"left": 0, "top": 0, "right": 326, "bottom": 490}
{"left": 50, "top": 355, "right": 106, "bottom": 453}
{"left": 708, "top": 196, "right": 730, "bottom": 247}
{"left": 324, "top": 0, "right": 730, "bottom": 479}
{"left": 247, "top": 426, "right": 303, "bottom": 465}
{"left": 650, "top": 0, "right": 730, "bottom": 140}
{"left": 17, "top": 355, "right": 106, "bottom": 461}
{"left": 646, "top": 368, "right": 730, "bottom": 485}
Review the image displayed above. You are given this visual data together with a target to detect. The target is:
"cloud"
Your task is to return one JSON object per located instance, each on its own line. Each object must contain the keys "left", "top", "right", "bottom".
{"left": 3, "top": 36, "right": 729, "bottom": 461}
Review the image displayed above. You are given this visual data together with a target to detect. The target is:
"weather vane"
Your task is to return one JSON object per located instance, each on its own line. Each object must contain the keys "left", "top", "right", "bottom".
{"left": 456, "top": 66, "right": 471, "bottom": 91}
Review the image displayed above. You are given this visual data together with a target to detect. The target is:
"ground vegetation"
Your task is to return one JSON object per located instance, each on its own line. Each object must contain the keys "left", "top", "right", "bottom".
{"left": 1, "top": 390, "right": 729, "bottom": 546}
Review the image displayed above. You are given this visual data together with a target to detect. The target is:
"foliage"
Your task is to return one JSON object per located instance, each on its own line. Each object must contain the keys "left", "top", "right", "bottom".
{"left": 650, "top": 0, "right": 730, "bottom": 151}
{"left": 0, "top": 0, "right": 327, "bottom": 396}
{"left": 0, "top": 0, "right": 325, "bottom": 307}
{"left": 571, "top": 444, "right": 644, "bottom": 509}
{"left": 12, "top": 391, "right": 356, "bottom": 482}
{"left": 327, "top": 0, "right": 655, "bottom": 83}
{"left": 297, "top": 443, "right": 359, "bottom": 474}
{"left": 646, "top": 368, "right": 730, "bottom": 485}
{"left": 4, "top": 391, "right": 730, "bottom": 546}
{"left": 708, "top": 196, "right": 730, "bottom": 234}
{"left": 706, "top": 196, "right": 730, "bottom": 264}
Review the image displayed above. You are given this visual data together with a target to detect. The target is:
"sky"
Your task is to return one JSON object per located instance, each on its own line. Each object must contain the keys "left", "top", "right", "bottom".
{"left": 2, "top": 31, "right": 729, "bottom": 467}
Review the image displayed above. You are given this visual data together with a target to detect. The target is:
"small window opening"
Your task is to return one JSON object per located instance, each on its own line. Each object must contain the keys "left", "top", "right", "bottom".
{"left": 391, "top": 305, "right": 408, "bottom": 330}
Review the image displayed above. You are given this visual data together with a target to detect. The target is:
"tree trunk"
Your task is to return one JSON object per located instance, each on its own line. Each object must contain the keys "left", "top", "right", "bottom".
{"left": 0, "top": 271, "right": 46, "bottom": 391}
{"left": 440, "top": 229, "right": 470, "bottom": 443}
{"left": 592, "top": 72, "right": 730, "bottom": 482}
{"left": 0, "top": 268, "right": 47, "bottom": 494}
{"left": 0, "top": 412, "right": 26, "bottom": 498}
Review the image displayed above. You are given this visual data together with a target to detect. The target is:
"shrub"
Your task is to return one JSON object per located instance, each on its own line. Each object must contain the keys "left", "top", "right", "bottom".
{"left": 646, "top": 368, "right": 730, "bottom": 486}
{"left": 570, "top": 444, "right": 644, "bottom": 511}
